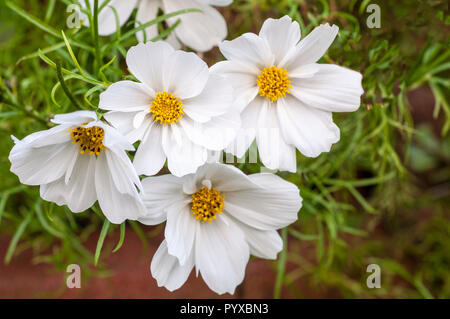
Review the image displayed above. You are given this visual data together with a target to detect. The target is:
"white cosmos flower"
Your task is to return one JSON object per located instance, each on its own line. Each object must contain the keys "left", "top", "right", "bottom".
{"left": 212, "top": 15, "right": 364, "bottom": 172}
{"left": 78, "top": 0, "right": 231, "bottom": 52}
{"left": 141, "top": 163, "right": 302, "bottom": 295}
{"left": 8, "top": 111, "right": 146, "bottom": 224}
{"left": 99, "top": 41, "right": 240, "bottom": 178}
{"left": 78, "top": 0, "right": 138, "bottom": 36}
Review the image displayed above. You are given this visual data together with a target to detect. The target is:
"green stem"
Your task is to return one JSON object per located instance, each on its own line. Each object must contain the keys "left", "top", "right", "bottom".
{"left": 56, "top": 61, "right": 81, "bottom": 109}
{"left": 274, "top": 228, "right": 288, "bottom": 299}
{"left": 94, "top": 219, "right": 111, "bottom": 266}
{"left": 93, "top": 0, "right": 102, "bottom": 76}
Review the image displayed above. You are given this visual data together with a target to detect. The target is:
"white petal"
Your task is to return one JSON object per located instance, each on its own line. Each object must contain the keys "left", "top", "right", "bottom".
{"left": 246, "top": 229, "right": 282, "bottom": 260}
{"left": 133, "top": 124, "right": 166, "bottom": 176}
{"left": 206, "top": 149, "right": 223, "bottom": 164}
{"left": 232, "top": 218, "right": 283, "bottom": 259}
{"left": 283, "top": 23, "right": 339, "bottom": 69}
{"left": 104, "top": 111, "right": 151, "bottom": 143}
{"left": 179, "top": 110, "right": 240, "bottom": 152}
{"left": 151, "top": 240, "right": 194, "bottom": 291}
{"left": 135, "top": 0, "right": 160, "bottom": 42}
{"left": 162, "top": 50, "right": 209, "bottom": 99}
{"left": 138, "top": 174, "right": 186, "bottom": 225}
{"left": 210, "top": 60, "right": 259, "bottom": 112}
{"left": 133, "top": 111, "right": 149, "bottom": 130}
{"left": 9, "top": 139, "right": 76, "bottom": 186}
{"left": 16, "top": 124, "right": 72, "bottom": 148}
{"left": 180, "top": 172, "right": 200, "bottom": 195}
{"left": 224, "top": 173, "right": 302, "bottom": 230}
{"left": 219, "top": 33, "right": 274, "bottom": 69}
{"left": 105, "top": 150, "right": 139, "bottom": 194}
{"left": 259, "top": 16, "right": 301, "bottom": 65}
{"left": 97, "top": 122, "right": 135, "bottom": 152}
{"left": 202, "top": 0, "right": 232, "bottom": 5}
{"left": 255, "top": 99, "right": 297, "bottom": 172}
{"left": 140, "top": 195, "right": 188, "bottom": 226}
{"left": 103, "top": 111, "right": 135, "bottom": 133}
{"left": 188, "top": 163, "right": 257, "bottom": 195}
{"left": 99, "top": 81, "right": 153, "bottom": 112}
{"left": 64, "top": 148, "right": 79, "bottom": 184}
{"left": 95, "top": 151, "right": 145, "bottom": 224}
{"left": 224, "top": 97, "right": 261, "bottom": 158}
{"left": 98, "top": 0, "right": 137, "bottom": 36}
{"left": 163, "top": 0, "right": 227, "bottom": 52}
{"left": 40, "top": 152, "right": 97, "bottom": 212}
{"left": 183, "top": 73, "right": 233, "bottom": 123}
{"left": 277, "top": 95, "right": 340, "bottom": 157}
{"left": 289, "top": 63, "right": 320, "bottom": 79}
{"left": 126, "top": 41, "right": 175, "bottom": 92}
{"left": 109, "top": 142, "right": 142, "bottom": 191}
{"left": 195, "top": 216, "right": 249, "bottom": 295}
{"left": 225, "top": 129, "right": 256, "bottom": 159}
{"left": 165, "top": 202, "right": 197, "bottom": 265}
{"left": 51, "top": 110, "right": 97, "bottom": 125}
{"left": 162, "top": 125, "right": 207, "bottom": 177}
{"left": 291, "top": 64, "right": 363, "bottom": 112}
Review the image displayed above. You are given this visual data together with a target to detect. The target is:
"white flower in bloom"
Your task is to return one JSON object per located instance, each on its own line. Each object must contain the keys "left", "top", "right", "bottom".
{"left": 79, "top": 0, "right": 231, "bottom": 52}
{"left": 212, "top": 16, "right": 364, "bottom": 172}
{"left": 78, "top": 0, "right": 138, "bottom": 36}
{"left": 135, "top": 0, "right": 231, "bottom": 52}
{"left": 141, "top": 163, "right": 302, "bottom": 295}
{"left": 99, "top": 41, "right": 240, "bottom": 177}
{"left": 9, "top": 111, "right": 146, "bottom": 224}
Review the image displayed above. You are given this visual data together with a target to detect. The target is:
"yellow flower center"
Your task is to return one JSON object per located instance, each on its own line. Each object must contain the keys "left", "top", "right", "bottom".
{"left": 191, "top": 186, "right": 225, "bottom": 223}
{"left": 257, "top": 66, "right": 292, "bottom": 102}
{"left": 150, "top": 91, "right": 184, "bottom": 125}
{"left": 70, "top": 125, "right": 106, "bottom": 156}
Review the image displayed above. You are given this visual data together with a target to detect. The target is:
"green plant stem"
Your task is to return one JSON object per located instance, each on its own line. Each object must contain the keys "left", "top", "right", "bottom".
{"left": 56, "top": 61, "right": 81, "bottom": 109}
{"left": 94, "top": 219, "right": 111, "bottom": 266}
{"left": 93, "top": 0, "right": 102, "bottom": 76}
{"left": 274, "top": 228, "right": 288, "bottom": 299}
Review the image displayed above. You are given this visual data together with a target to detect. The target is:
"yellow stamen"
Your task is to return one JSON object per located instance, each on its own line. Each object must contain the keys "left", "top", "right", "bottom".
{"left": 150, "top": 91, "right": 184, "bottom": 125}
{"left": 70, "top": 125, "right": 106, "bottom": 156}
{"left": 257, "top": 66, "right": 292, "bottom": 102}
{"left": 191, "top": 186, "right": 225, "bottom": 223}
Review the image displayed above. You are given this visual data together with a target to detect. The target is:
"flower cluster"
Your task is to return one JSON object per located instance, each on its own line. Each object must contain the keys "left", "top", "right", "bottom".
{"left": 9, "top": 9, "right": 363, "bottom": 295}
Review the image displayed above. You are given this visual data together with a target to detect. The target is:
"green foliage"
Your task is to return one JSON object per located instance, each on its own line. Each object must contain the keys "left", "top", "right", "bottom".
{"left": 0, "top": 0, "right": 448, "bottom": 298}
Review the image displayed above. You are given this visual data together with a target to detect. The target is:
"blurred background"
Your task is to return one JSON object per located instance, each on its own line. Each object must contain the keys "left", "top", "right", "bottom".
{"left": 0, "top": 0, "right": 449, "bottom": 298}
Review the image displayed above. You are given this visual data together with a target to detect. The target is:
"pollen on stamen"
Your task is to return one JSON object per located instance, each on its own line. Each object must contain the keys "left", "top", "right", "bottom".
{"left": 191, "top": 186, "right": 225, "bottom": 223}
{"left": 257, "top": 66, "right": 292, "bottom": 103}
{"left": 150, "top": 91, "right": 184, "bottom": 125}
{"left": 70, "top": 125, "right": 106, "bottom": 156}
